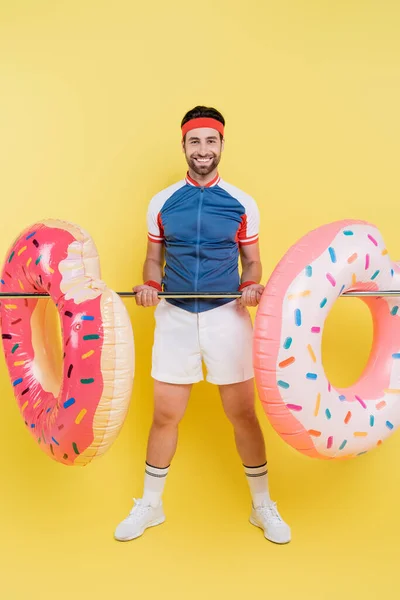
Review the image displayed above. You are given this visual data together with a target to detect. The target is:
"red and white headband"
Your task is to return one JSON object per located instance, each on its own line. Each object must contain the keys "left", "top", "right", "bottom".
{"left": 181, "top": 117, "right": 224, "bottom": 138}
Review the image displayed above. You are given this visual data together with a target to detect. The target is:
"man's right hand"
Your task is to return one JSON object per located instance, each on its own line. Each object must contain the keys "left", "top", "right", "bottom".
{"left": 133, "top": 285, "right": 160, "bottom": 307}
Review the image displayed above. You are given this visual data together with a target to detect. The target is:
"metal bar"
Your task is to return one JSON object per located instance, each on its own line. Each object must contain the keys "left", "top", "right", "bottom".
{"left": 1, "top": 290, "right": 400, "bottom": 299}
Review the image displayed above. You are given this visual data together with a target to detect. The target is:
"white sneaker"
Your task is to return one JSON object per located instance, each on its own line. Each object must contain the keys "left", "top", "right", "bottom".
{"left": 250, "top": 501, "right": 291, "bottom": 544}
{"left": 114, "top": 498, "right": 166, "bottom": 541}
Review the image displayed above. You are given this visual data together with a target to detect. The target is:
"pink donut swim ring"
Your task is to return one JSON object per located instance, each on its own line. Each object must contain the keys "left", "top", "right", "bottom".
{"left": 254, "top": 220, "right": 400, "bottom": 459}
{"left": 0, "top": 220, "right": 134, "bottom": 466}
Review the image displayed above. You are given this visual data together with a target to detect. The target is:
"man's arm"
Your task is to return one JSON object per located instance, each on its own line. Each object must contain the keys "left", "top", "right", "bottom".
{"left": 133, "top": 241, "right": 165, "bottom": 307}
{"left": 238, "top": 242, "right": 264, "bottom": 307}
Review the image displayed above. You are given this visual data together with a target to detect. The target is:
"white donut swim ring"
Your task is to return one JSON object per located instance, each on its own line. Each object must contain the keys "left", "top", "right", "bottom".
{"left": 0, "top": 220, "right": 134, "bottom": 466}
{"left": 253, "top": 220, "right": 400, "bottom": 459}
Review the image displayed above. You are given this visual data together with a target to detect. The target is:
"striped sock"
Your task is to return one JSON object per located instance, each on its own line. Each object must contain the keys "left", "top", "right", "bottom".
{"left": 244, "top": 461, "right": 271, "bottom": 507}
{"left": 142, "top": 462, "right": 170, "bottom": 507}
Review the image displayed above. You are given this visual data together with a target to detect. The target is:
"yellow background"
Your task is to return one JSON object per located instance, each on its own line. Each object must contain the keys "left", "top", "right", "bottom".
{"left": 1, "top": 1, "right": 400, "bottom": 598}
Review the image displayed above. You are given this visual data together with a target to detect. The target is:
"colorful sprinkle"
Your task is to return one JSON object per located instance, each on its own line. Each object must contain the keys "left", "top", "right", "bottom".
{"left": 283, "top": 337, "right": 292, "bottom": 349}
{"left": 63, "top": 398, "right": 75, "bottom": 409}
{"left": 306, "top": 372, "right": 318, "bottom": 380}
{"left": 32, "top": 239, "right": 39, "bottom": 248}
{"left": 21, "top": 401, "right": 29, "bottom": 412}
{"left": 365, "top": 254, "right": 370, "bottom": 270}
{"left": 309, "top": 430, "right": 321, "bottom": 437}
{"left": 75, "top": 409, "right": 87, "bottom": 425}
{"left": 307, "top": 344, "right": 316, "bottom": 363}
{"left": 5, "top": 305, "right": 17, "bottom": 310}
{"left": 63, "top": 454, "right": 68, "bottom": 460}
{"left": 26, "top": 232, "right": 36, "bottom": 240}
{"left": 11, "top": 344, "right": 19, "bottom": 353}
{"left": 279, "top": 356, "right": 295, "bottom": 368}
{"left": 18, "top": 279, "right": 24, "bottom": 291}
{"left": 327, "top": 436, "right": 333, "bottom": 449}
{"left": 81, "top": 315, "right": 95, "bottom": 321}
{"left": 33, "top": 399, "right": 42, "bottom": 408}
{"left": 0, "top": 279, "right": 4, "bottom": 285}
{"left": 2, "top": 334, "right": 12, "bottom": 340}
{"left": 391, "top": 306, "right": 399, "bottom": 316}
{"left": 326, "top": 273, "right": 336, "bottom": 287}
{"left": 13, "top": 378, "right": 23, "bottom": 386}
{"left": 83, "top": 334, "right": 100, "bottom": 341}
{"left": 277, "top": 380, "right": 290, "bottom": 389}
{"left": 81, "top": 378, "right": 95, "bottom": 384}
{"left": 352, "top": 273, "right": 357, "bottom": 286}
{"left": 320, "top": 298, "right": 327, "bottom": 308}
{"left": 368, "top": 234, "right": 378, "bottom": 246}
{"left": 11, "top": 319, "right": 22, "bottom": 325}
{"left": 67, "top": 364, "right": 73, "bottom": 378}
{"left": 343, "top": 230, "right": 354, "bottom": 236}
{"left": 344, "top": 411, "right": 352, "bottom": 424}
{"left": 288, "top": 290, "right": 311, "bottom": 300}
{"left": 392, "top": 353, "right": 400, "bottom": 359}
{"left": 371, "top": 270, "right": 380, "bottom": 280}
{"left": 26, "top": 257, "right": 32, "bottom": 267}
{"left": 391, "top": 269, "right": 395, "bottom": 277}
{"left": 21, "top": 387, "right": 30, "bottom": 396}
{"left": 325, "top": 409, "right": 331, "bottom": 419}
{"left": 294, "top": 309, "right": 302, "bottom": 326}
{"left": 328, "top": 382, "right": 331, "bottom": 392}
{"left": 65, "top": 311, "right": 74, "bottom": 319}
{"left": 384, "top": 389, "right": 400, "bottom": 394}
{"left": 17, "top": 246, "right": 27, "bottom": 256}
{"left": 305, "top": 266, "right": 312, "bottom": 277}
{"left": 51, "top": 437, "right": 60, "bottom": 446}
{"left": 72, "top": 442, "right": 80, "bottom": 455}
{"left": 82, "top": 350, "right": 95, "bottom": 360}
{"left": 311, "top": 327, "right": 320, "bottom": 333}
{"left": 8, "top": 251, "right": 15, "bottom": 263}
{"left": 354, "top": 432, "right": 367, "bottom": 437}
{"left": 355, "top": 395, "right": 367, "bottom": 409}
{"left": 50, "top": 444, "right": 54, "bottom": 455}
{"left": 386, "top": 421, "right": 394, "bottom": 430}
{"left": 347, "top": 253, "right": 358, "bottom": 264}
{"left": 370, "top": 415, "right": 375, "bottom": 427}
{"left": 339, "top": 395, "right": 346, "bottom": 401}
{"left": 13, "top": 360, "right": 26, "bottom": 366}
{"left": 328, "top": 247, "right": 337, "bottom": 263}
{"left": 287, "top": 404, "right": 302, "bottom": 411}
{"left": 382, "top": 249, "right": 388, "bottom": 256}
{"left": 314, "top": 393, "right": 321, "bottom": 417}
{"left": 339, "top": 440, "right": 347, "bottom": 450}
{"left": 376, "top": 401, "right": 386, "bottom": 410}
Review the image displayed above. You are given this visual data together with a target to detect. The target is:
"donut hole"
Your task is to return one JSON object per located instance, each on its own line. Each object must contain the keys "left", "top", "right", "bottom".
{"left": 30, "top": 299, "right": 63, "bottom": 397}
{"left": 321, "top": 297, "right": 373, "bottom": 388}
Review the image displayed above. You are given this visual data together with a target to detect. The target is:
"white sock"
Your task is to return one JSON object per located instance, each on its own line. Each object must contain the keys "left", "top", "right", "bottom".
{"left": 244, "top": 462, "right": 271, "bottom": 507}
{"left": 142, "top": 462, "right": 169, "bottom": 507}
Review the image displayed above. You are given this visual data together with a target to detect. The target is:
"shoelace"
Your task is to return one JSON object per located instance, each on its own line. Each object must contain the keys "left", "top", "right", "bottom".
{"left": 126, "top": 499, "right": 151, "bottom": 522}
{"left": 257, "top": 502, "right": 284, "bottom": 525}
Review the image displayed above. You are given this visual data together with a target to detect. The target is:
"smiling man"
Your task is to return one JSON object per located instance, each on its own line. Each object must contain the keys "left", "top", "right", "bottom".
{"left": 114, "top": 106, "right": 291, "bottom": 544}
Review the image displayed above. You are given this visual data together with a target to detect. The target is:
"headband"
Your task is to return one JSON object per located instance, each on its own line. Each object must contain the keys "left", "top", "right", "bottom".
{"left": 181, "top": 117, "right": 224, "bottom": 138}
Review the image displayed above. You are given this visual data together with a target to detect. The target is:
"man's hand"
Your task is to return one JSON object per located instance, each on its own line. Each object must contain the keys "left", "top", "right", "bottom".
{"left": 133, "top": 284, "right": 160, "bottom": 307}
{"left": 238, "top": 283, "right": 264, "bottom": 307}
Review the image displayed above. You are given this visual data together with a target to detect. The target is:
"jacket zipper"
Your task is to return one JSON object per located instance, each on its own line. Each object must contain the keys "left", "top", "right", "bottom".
{"left": 194, "top": 187, "right": 204, "bottom": 313}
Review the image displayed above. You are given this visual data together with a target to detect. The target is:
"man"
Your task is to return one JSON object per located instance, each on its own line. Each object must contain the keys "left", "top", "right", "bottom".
{"left": 114, "top": 106, "right": 291, "bottom": 544}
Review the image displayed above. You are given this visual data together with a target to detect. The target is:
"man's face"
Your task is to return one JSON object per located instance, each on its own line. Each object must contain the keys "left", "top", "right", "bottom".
{"left": 182, "top": 127, "right": 224, "bottom": 176}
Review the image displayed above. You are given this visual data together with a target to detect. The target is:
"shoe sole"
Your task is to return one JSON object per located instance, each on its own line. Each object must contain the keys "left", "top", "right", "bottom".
{"left": 249, "top": 516, "right": 291, "bottom": 545}
{"left": 114, "top": 516, "right": 166, "bottom": 542}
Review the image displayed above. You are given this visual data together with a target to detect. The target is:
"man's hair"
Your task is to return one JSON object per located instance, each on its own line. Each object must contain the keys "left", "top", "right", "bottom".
{"left": 181, "top": 106, "right": 225, "bottom": 141}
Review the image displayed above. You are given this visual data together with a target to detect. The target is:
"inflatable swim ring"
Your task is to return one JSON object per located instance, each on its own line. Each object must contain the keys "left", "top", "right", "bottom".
{"left": 254, "top": 220, "right": 400, "bottom": 459}
{"left": 0, "top": 219, "right": 134, "bottom": 466}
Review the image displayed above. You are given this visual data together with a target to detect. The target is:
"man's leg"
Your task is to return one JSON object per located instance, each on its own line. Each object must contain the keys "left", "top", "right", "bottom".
{"left": 219, "top": 379, "right": 270, "bottom": 503}
{"left": 219, "top": 378, "right": 291, "bottom": 544}
{"left": 114, "top": 380, "right": 191, "bottom": 541}
{"left": 142, "top": 380, "right": 192, "bottom": 505}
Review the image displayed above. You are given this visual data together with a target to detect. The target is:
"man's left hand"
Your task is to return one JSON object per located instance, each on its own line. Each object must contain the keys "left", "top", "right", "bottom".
{"left": 238, "top": 284, "right": 264, "bottom": 307}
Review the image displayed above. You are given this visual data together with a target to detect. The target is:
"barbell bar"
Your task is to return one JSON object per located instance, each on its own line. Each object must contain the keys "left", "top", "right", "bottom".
{"left": 0, "top": 291, "right": 400, "bottom": 299}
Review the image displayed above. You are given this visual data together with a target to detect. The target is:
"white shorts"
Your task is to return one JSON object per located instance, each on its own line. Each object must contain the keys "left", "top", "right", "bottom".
{"left": 151, "top": 299, "right": 254, "bottom": 385}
